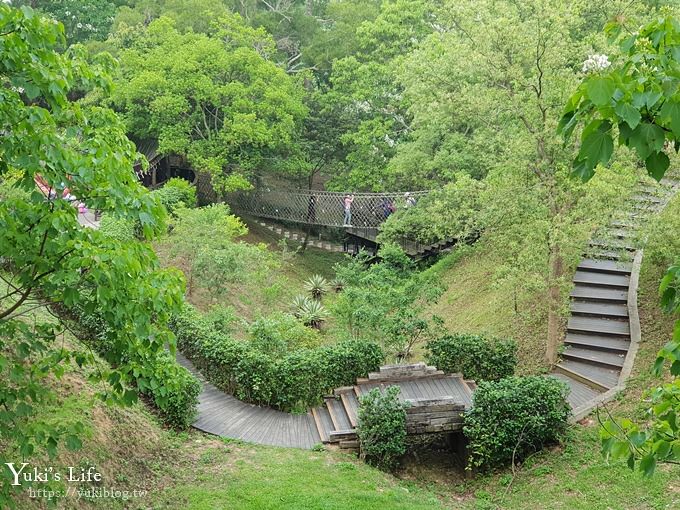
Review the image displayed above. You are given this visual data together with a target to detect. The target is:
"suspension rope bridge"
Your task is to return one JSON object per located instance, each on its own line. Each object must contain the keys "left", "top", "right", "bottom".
{"left": 226, "top": 188, "right": 430, "bottom": 229}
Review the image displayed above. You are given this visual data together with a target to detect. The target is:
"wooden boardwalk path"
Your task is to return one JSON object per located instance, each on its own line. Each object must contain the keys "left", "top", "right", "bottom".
{"left": 553, "top": 176, "right": 680, "bottom": 420}
{"left": 176, "top": 353, "right": 320, "bottom": 448}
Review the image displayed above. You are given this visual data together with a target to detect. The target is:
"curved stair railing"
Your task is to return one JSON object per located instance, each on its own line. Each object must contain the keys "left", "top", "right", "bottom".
{"left": 552, "top": 175, "right": 680, "bottom": 421}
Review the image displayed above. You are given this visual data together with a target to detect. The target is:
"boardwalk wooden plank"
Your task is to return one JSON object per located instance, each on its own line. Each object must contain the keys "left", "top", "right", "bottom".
{"left": 564, "top": 332, "right": 630, "bottom": 353}
{"left": 577, "top": 259, "right": 632, "bottom": 275}
{"left": 549, "top": 373, "right": 602, "bottom": 409}
{"left": 567, "top": 316, "right": 630, "bottom": 336}
{"left": 340, "top": 392, "right": 359, "bottom": 428}
{"left": 573, "top": 270, "right": 630, "bottom": 288}
{"left": 570, "top": 301, "right": 628, "bottom": 318}
{"left": 570, "top": 284, "right": 628, "bottom": 303}
{"left": 562, "top": 346, "right": 626, "bottom": 368}
{"left": 557, "top": 360, "right": 620, "bottom": 390}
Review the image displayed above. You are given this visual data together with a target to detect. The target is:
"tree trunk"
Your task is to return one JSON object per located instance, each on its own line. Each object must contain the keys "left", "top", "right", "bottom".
{"left": 545, "top": 244, "right": 563, "bottom": 365}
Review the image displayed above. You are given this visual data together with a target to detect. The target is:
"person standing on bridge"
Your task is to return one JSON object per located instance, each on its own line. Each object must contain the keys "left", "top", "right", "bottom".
{"left": 342, "top": 194, "right": 354, "bottom": 226}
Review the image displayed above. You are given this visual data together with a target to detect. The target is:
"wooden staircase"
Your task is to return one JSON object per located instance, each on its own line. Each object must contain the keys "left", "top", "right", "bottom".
{"left": 310, "top": 362, "right": 475, "bottom": 452}
{"left": 552, "top": 175, "right": 680, "bottom": 418}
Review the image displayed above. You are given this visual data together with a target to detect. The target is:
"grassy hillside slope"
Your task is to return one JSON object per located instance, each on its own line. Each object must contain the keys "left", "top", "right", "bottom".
{"left": 421, "top": 244, "right": 549, "bottom": 375}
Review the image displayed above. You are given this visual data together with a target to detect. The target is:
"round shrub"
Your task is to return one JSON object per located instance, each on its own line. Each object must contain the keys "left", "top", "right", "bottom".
{"left": 358, "top": 386, "right": 409, "bottom": 472}
{"left": 426, "top": 333, "right": 518, "bottom": 382}
{"left": 463, "top": 376, "right": 571, "bottom": 471}
{"left": 152, "top": 177, "right": 197, "bottom": 213}
{"left": 68, "top": 303, "right": 200, "bottom": 430}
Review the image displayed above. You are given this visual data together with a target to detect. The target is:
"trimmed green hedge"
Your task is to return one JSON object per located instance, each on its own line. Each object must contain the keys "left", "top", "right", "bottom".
{"left": 425, "top": 333, "right": 518, "bottom": 382}
{"left": 144, "top": 350, "right": 201, "bottom": 429}
{"left": 463, "top": 376, "right": 571, "bottom": 471}
{"left": 171, "top": 304, "right": 384, "bottom": 411}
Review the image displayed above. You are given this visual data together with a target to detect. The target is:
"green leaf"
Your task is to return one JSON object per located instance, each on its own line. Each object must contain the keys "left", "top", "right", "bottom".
{"left": 671, "top": 359, "right": 680, "bottom": 376}
{"left": 639, "top": 454, "right": 656, "bottom": 477}
{"left": 629, "top": 431, "right": 646, "bottom": 447}
{"left": 578, "top": 121, "right": 613, "bottom": 172}
{"left": 586, "top": 76, "right": 616, "bottom": 106}
{"left": 65, "top": 435, "right": 82, "bottom": 451}
{"left": 614, "top": 102, "right": 641, "bottom": 129}
{"left": 645, "top": 151, "right": 670, "bottom": 181}
{"left": 629, "top": 122, "right": 665, "bottom": 160}
{"left": 659, "top": 99, "right": 680, "bottom": 137}
{"left": 654, "top": 440, "right": 672, "bottom": 458}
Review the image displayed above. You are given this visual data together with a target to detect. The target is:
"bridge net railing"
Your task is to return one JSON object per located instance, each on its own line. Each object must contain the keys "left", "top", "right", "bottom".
{"left": 226, "top": 189, "right": 429, "bottom": 229}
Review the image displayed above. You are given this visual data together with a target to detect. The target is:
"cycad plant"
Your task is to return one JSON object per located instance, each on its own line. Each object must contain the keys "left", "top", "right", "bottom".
{"left": 304, "top": 274, "right": 330, "bottom": 300}
{"left": 297, "top": 298, "right": 330, "bottom": 329}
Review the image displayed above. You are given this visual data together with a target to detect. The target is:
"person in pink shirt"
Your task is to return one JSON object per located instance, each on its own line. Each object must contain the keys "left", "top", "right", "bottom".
{"left": 342, "top": 194, "right": 354, "bottom": 226}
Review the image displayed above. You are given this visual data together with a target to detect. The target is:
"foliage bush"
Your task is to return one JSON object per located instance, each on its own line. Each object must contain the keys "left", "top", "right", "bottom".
{"left": 357, "top": 386, "right": 409, "bottom": 472}
{"left": 170, "top": 304, "right": 383, "bottom": 411}
{"left": 425, "top": 333, "right": 518, "bottom": 382}
{"left": 143, "top": 350, "right": 201, "bottom": 429}
{"left": 377, "top": 175, "right": 483, "bottom": 245}
{"left": 304, "top": 274, "right": 330, "bottom": 299}
{"left": 152, "top": 177, "right": 197, "bottom": 213}
{"left": 67, "top": 303, "right": 201, "bottom": 430}
{"left": 98, "top": 213, "right": 137, "bottom": 242}
{"left": 463, "top": 376, "right": 571, "bottom": 471}
{"left": 249, "top": 312, "right": 322, "bottom": 356}
{"left": 333, "top": 245, "right": 444, "bottom": 360}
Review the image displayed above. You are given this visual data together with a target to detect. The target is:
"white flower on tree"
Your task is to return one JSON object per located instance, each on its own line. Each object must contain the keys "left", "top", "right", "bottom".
{"left": 582, "top": 54, "right": 611, "bottom": 73}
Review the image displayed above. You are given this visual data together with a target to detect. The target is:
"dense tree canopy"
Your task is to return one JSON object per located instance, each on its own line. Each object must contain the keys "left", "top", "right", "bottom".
{"left": 109, "top": 15, "right": 306, "bottom": 193}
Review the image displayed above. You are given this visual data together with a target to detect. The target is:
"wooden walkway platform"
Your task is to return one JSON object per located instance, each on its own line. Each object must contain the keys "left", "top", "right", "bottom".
{"left": 552, "top": 176, "right": 680, "bottom": 420}
{"left": 311, "top": 363, "right": 475, "bottom": 452}
{"left": 176, "top": 353, "right": 320, "bottom": 448}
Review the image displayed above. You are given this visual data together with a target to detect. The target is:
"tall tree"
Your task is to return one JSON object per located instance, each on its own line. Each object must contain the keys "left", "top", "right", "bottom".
{"left": 397, "top": 0, "right": 643, "bottom": 363}
{"left": 109, "top": 15, "right": 307, "bottom": 193}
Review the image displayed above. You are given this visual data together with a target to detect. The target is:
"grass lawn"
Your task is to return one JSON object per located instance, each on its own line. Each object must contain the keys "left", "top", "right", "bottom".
{"left": 154, "top": 217, "right": 346, "bottom": 336}
{"left": 152, "top": 439, "right": 446, "bottom": 510}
